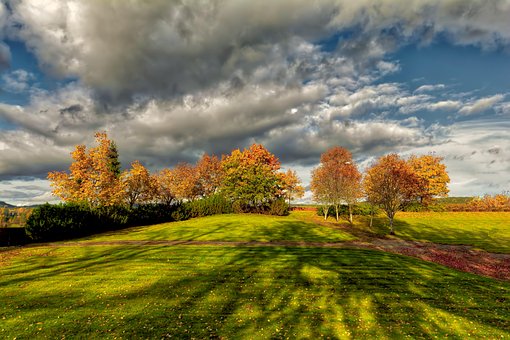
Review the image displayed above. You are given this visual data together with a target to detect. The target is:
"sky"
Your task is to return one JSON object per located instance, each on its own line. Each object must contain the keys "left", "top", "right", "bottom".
{"left": 0, "top": 0, "right": 509, "bottom": 205}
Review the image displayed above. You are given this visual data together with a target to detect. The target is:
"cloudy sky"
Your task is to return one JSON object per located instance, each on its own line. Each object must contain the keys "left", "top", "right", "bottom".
{"left": 0, "top": 0, "right": 510, "bottom": 205}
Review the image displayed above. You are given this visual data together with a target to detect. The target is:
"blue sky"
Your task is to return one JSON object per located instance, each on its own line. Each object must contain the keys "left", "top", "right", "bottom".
{"left": 0, "top": 1, "right": 510, "bottom": 205}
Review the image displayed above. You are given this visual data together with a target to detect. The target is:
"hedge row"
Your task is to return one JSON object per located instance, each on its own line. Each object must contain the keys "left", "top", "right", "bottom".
{"left": 25, "top": 194, "right": 288, "bottom": 242}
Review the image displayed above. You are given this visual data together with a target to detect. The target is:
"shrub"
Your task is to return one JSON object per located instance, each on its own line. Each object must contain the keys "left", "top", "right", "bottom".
{"left": 187, "top": 194, "right": 233, "bottom": 218}
{"left": 317, "top": 203, "right": 381, "bottom": 218}
{"left": 268, "top": 198, "right": 289, "bottom": 216}
{"left": 26, "top": 203, "right": 102, "bottom": 242}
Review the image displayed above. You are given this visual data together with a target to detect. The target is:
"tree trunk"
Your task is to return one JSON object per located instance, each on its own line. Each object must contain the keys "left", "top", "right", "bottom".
{"left": 324, "top": 205, "right": 328, "bottom": 220}
{"left": 348, "top": 204, "right": 353, "bottom": 224}
{"left": 389, "top": 216, "right": 395, "bottom": 235}
{"left": 369, "top": 212, "right": 373, "bottom": 228}
{"left": 335, "top": 205, "right": 339, "bottom": 222}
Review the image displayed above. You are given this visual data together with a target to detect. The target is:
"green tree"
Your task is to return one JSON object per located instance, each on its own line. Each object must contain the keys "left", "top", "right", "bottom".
{"left": 221, "top": 144, "right": 283, "bottom": 212}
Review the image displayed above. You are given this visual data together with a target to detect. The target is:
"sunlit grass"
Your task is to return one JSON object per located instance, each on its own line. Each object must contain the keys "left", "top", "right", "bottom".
{"left": 371, "top": 212, "right": 510, "bottom": 253}
{"left": 1, "top": 245, "right": 509, "bottom": 338}
{"left": 81, "top": 213, "right": 356, "bottom": 243}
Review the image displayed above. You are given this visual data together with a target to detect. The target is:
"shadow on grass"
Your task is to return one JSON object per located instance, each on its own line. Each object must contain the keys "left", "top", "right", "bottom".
{"left": 1, "top": 245, "right": 509, "bottom": 338}
{"left": 369, "top": 215, "right": 510, "bottom": 253}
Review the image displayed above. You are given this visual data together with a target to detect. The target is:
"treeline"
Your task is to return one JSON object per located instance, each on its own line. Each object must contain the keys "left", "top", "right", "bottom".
{"left": 310, "top": 147, "right": 450, "bottom": 234}
{"left": 27, "top": 132, "right": 304, "bottom": 241}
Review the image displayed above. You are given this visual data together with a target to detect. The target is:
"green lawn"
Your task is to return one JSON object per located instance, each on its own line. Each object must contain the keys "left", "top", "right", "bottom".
{"left": 370, "top": 212, "right": 510, "bottom": 253}
{"left": 83, "top": 213, "right": 356, "bottom": 243}
{"left": 1, "top": 245, "right": 509, "bottom": 338}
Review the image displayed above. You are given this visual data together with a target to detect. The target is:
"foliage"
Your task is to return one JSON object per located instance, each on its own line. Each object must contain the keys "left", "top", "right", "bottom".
{"left": 122, "top": 160, "right": 158, "bottom": 207}
{"left": 48, "top": 132, "right": 125, "bottom": 207}
{"left": 408, "top": 154, "right": 450, "bottom": 205}
{"left": 221, "top": 144, "right": 284, "bottom": 212}
{"left": 316, "top": 202, "right": 381, "bottom": 218}
{"left": 363, "top": 153, "right": 421, "bottom": 234}
{"left": 310, "top": 146, "right": 362, "bottom": 223}
{"left": 154, "top": 168, "right": 176, "bottom": 205}
{"left": 268, "top": 198, "right": 290, "bottom": 216}
{"left": 186, "top": 194, "right": 233, "bottom": 218}
{"left": 196, "top": 153, "right": 224, "bottom": 197}
{"left": 281, "top": 169, "right": 304, "bottom": 205}
{"left": 467, "top": 193, "right": 510, "bottom": 211}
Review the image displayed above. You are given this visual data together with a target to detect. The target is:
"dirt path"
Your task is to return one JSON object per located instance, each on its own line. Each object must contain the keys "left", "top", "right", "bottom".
{"left": 22, "top": 238, "right": 510, "bottom": 281}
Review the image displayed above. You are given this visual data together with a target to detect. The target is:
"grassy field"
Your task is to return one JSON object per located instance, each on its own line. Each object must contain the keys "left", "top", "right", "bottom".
{"left": 369, "top": 212, "right": 510, "bottom": 253}
{"left": 83, "top": 213, "right": 356, "bottom": 243}
{"left": 1, "top": 245, "right": 509, "bottom": 338}
{"left": 2, "top": 212, "right": 510, "bottom": 338}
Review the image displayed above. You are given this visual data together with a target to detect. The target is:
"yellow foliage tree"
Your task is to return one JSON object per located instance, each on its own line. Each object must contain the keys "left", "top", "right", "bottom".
{"left": 48, "top": 132, "right": 125, "bottom": 207}
{"left": 281, "top": 169, "right": 304, "bottom": 206}
{"left": 408, "top": 154, "right": 450, "bottom": 205}
{"left": 122, "top": 160, "right": 158, "bottom": 208}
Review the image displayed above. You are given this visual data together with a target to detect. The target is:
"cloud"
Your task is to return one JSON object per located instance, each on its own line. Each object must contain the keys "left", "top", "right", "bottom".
{"left": 1, "top": 0, "right": 510, "bottom": 203}
{"left": 5, "top": 0, "right": 510, "bottom": 104}
{"left": 414, "top": 84, "right": 446, "bottom": 93}
{"left": 458, "top": 94, "right": 505, "bottom": 116}
{"left": 401, "top": 119, "right": 510, "bottom": 196}
{"left": 1, "top": 69, "right": 35, "bottom": 93}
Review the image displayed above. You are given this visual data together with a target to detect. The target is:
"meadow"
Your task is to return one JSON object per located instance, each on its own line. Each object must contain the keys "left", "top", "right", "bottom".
{"left": 1, "top": 211, "right": 510, "bottom": 338}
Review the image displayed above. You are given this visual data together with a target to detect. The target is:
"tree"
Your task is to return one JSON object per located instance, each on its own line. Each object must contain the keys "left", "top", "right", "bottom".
{"left": 281, "top": 169, "right": 304, "bottom": 205}
{"left": 122, "top": 160, "right": 158, "bottom": 208}
{"left": 48, "top": 132, "right": 125, "bottom": 207}
{"left": 311, "top": 166, "right": 333, "bottom": 220}
{"left": 408, "top": 154, "right": 450, "bottom": 205}
{"left": 363, "top": 154, "right": 420, "bottom": 235}
{"left": 154, "top": 168, "right": 176, "bottom": 205}
{"left": 221, "top": 144, "right": 283, "bottom": 212}
{"left": 196, "top": 153, "right": 223, "bottom": 197}
{"left": 310, "top": 146, "right": 362, "bottom": 222}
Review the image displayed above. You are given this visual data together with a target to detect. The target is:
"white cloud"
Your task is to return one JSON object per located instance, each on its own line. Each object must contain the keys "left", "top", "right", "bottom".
{"left": 414, "top": 84, "right": 446, "bottom": 93}
{"left": 1, "top": 69, "right": 35, "bottom": 93}
{"left": 458, "top": 94, "right": 505, "bottom": 115}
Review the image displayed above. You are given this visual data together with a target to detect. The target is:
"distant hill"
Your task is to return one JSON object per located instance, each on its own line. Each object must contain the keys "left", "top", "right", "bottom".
{"left": 0, "top": 201, "right": 17, "bottom": 208}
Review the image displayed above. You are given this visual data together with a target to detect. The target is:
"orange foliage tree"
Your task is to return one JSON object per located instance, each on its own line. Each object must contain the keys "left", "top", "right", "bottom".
{"left": 221, "top": 144, "right": 284, "bottom": 212}
{"left": 122, "top": 160, "right": 158, "bottom": 208}
{"left": 154, "top": 168, "right": 176, "bottom": 205}
{"left": 408, "top": 154, "right": 450, "bottom": 205}
{"left": 363, "top": 154, "right": 421, "bottom": 234}
{"left": 196, "top": 153, "right": 223, "bottom": 197}
{"left": 281, "top": 169, "right": 304, "bottom": 205}
{"left": 310, "top": 146, "right": 362, "bottom": 223}
{"left": 48, "top": 132, "right": 125, "bottom": 207}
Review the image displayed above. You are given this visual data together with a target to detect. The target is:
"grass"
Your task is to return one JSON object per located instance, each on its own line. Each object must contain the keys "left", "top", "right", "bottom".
{"left": 2, "top": 211, "right": 510, "bottom": 338}
{"left": 369, "top": 211, "right": 510, "bottom": 253}
{"left": 83, "top": 213, "right": 356, "bottom": 243}
{"left": 1, "top": 245, "right": 509, "bottom": 338}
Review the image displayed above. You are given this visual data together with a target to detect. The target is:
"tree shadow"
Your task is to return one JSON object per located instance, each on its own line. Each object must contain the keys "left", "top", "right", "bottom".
{"left": 1, "top": 245, "right": 509, "bottom": 338}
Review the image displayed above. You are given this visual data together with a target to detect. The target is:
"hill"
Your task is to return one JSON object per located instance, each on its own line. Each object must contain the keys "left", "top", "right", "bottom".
{"left": 0, "top": 201, "right": 16, "bottom": 208}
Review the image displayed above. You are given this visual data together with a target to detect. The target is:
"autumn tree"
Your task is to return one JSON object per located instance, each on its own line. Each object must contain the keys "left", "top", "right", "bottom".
{"left": 363, "top": 154, "right": 420, "bottom": 235}
{"left": 408, "top": 154, "right": 450, "bottom": 205}
{"left": 122, "top": 160, "right": 158, "bottom": 208}
{"left": 311, "top": 166, "right": 334, "bottom": 220}
{"left": 281, "top": 169, "right": 304, "bottom": 205}
{"left": 196, "top": 153, "right": 223, "bottom": 197}
{"left": 48, "top": 132, "right": 125, "bottom": 207}
{"left": 154, "top": 168, "right": 176, "bottom": 205}
{"left": 310, "top": 146, "right": 362, "bottom": 223}
{"left": 221, "top": 144, "right": 283, "bottom": 212}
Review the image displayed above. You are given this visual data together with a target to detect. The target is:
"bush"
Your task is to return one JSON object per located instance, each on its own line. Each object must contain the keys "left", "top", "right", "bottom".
{"left": 187, "top": 194, "right": 233, "bottom": 218}
{"left": 317, "top": 203, "right": 380, "bottom": 218}
{"left": 268, "top": 198, "right": 289, "bottom": 216}
{"left": 26, "top": 203, "right": 102, "bottom": 242}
